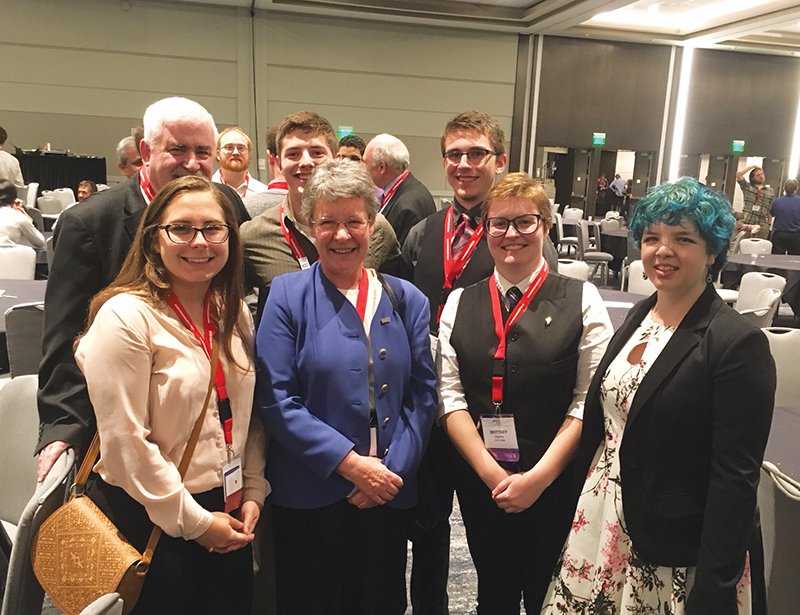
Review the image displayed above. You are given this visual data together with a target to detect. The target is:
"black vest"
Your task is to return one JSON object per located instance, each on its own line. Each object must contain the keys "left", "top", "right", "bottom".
{"left": 450, "top": 273, "right": 583, "bottom": 471}
{"left": 413, "top": 207, "right": 495, "bottom": 333}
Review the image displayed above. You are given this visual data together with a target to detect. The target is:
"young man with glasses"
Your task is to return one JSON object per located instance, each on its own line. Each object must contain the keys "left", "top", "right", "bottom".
{"left": 401, "top": 110, "right": 560, "bottom": 615}
{"left": 212, "top": 127, "right": 268, "bottom": 199}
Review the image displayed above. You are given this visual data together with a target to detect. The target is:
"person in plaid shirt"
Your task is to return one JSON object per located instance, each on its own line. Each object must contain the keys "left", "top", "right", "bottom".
{"left": 736, "top": 165, "right": 774, "bottom": 239}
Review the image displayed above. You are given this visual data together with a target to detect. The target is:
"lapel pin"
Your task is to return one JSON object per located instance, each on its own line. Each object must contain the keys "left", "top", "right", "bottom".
{"left": 381, "top": 317, "right": 391, "bottom": 324}
{"left": 545, "top": 316, "right": 552, "bottom": 327}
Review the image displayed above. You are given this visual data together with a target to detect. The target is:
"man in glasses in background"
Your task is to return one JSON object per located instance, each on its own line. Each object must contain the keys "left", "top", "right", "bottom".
{"left": 213, "top": 126, "right": 268, "bottom": 199}
{"left": 36, "top": 97, "right": 250, "bottom": 482}
{"left": 401, "top": 110, "right": 558, "bottom": 615}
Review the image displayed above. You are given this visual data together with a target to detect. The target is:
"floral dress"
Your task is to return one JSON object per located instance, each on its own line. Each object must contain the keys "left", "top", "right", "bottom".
{"left": 541, "top": 311, "right": 751, "bottom": 615}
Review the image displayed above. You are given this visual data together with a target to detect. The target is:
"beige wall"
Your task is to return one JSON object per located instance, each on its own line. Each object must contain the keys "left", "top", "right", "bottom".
{"left": 0, "top": 0, "right": 518, "bottom": 192}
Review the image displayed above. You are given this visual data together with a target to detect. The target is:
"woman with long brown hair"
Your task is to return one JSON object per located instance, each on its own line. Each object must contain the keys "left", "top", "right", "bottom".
{"left": 75, "top": 175, "right": 268, "bottom": 614}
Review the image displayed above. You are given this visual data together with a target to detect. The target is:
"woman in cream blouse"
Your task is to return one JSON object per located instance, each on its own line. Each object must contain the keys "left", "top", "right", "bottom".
{"left": 75, "top": 176, "right": 268, "bottom": 615}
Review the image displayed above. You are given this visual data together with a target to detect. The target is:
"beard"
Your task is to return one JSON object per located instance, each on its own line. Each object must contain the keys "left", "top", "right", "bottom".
{"left": 220, "top": 157, "right": 249, "bottom": 173}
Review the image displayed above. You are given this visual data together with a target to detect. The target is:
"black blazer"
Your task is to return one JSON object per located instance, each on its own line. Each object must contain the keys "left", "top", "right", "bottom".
{"left": 575, "top": 284, "right": 775, "bottom": 614}
{"left": 381, "top": 172, "right": 436, "bottom": 246}
{"left": 37, "top": 176, "right": 248, "bottom": 455}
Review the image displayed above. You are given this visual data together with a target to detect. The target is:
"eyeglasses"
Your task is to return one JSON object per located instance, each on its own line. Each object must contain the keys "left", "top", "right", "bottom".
{"left": 483, "top": 214, "right": 544, "bottom": 237}
{"left": 313, "top": 217, "right": 370, "bottom": 234}
{"left": 158, "top": 224, "right": 231, "bottom": 244}
{"left": 443, "top": 148, "right": 500, "bottom": 165}
{"left": 221, "top": 144, "right": 249, "bottom": 154}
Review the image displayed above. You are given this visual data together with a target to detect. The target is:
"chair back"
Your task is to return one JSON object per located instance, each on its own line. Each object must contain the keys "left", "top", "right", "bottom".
{"left": 5, "top": 303, "right": 45, "bottom": 378}
{"left": 762, "top": 327, "right": 800, "bottom": 407}
{"left": 52, "top": 188, "right": 75, "bottom": 208}
{"left": 739, "top": 238, "right": 772, "bottom": 255}
{"left": 45, "top": 235, "right": 54, "bottom": 270}
{"left": 557, "top": 259, "right": 590, "bottom": 282}
{"left": 735, "top": 272, "right": 786, "bottom": 312}
{"left": 600, "top": 218, "right": 621, "bottom": 232}
{"left": 563, "top": 207, "right": 583, "bottom": 220}
{"left": 25, "top": 207, "right": 44, "bottom": 232}
{"left": 24, "top": 183, "right": 39, "bottom": 209}
{"left": 553, "top": 212, "right": 564, "bottom": 243}
{"left": 0, "top": 245, "right": 36, "bottom": 279}
{"left": 731, "top": 230, "right": 747, "bottom": 254}
{"left": 36, "top": 196, "right": 62, "bottom": 215}
{"left": 627, "top": 260, "right": 657, "bottom": 295}
{"left": 1, "top": 449, "right": 74, "bottom": 615}
{"left": 737, "top": 288, "right": 781, "bottom": 328}
{"left": 0, "top": 375, "right": 40, "bottom": 526}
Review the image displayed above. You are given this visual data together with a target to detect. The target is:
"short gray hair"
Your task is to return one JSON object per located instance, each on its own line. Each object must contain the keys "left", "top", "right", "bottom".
{"left": 142, "top": 97, "right": 218, "bottom": 147}
{"left": 116, "top": 136, "right": 138, "bottom": 164}
{"left": 368, "top": 134, "right": 409, "bottom": 172}
{"left": 301, "top": 159, "right": 379, "bottom": 223}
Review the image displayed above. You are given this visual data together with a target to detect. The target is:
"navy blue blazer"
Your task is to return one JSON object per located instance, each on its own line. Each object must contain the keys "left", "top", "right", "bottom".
{"left": 256, "top": 262, "right": 438, "bottom": 510}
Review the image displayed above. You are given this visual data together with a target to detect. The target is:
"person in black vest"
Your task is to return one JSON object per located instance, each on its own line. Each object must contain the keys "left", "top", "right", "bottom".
{"left": 438, "top": 173, "right": 612, "bottom": 614}
{"left": 401, "top": 111, "right": 558, "bottom": 615}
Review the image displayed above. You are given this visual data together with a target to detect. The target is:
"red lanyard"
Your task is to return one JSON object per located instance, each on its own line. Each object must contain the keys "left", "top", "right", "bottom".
{"left": 488, "top": 261, "right": 549, "bottom": 410}
{"left": 139, "top": 169, "right": 155, "bottom": 203}
{"left": 279, "top": 202, "right": 311, "bottom": 269}
{"left": 380, "top": 171, "right": 409, "bottom": 209}
{"left": 218, "top": 172, "right": 249, "bottom": 198}
{"left": 268, "top": 179, "right": 288, "bottom": 190}
{"left": 436, "top": 206, "right": 484, "bottom": 321}
{"left": 167, "top": 291, "right": 233, "bottom": 446}
{"left": 355, "top": 268, "right": 370, "bottom": 322}
{"left": 755, "top": 188, "right": 763, "bottom": 207}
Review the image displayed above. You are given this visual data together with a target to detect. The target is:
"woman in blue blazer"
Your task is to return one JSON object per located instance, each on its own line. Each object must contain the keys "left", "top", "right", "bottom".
{"left": 255, "top": 159, "right": 438, "bottom": 615}
{"left": 542, "top": 178, "right": 776, "bottom": 615}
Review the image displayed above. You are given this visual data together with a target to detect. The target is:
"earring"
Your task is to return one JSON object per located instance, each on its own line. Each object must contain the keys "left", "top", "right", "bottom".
{"left": 642, "top": 271, "right": 648, "bottom": 280}
{"left": 706, "top": 268, "right": 713, "bottom": 284}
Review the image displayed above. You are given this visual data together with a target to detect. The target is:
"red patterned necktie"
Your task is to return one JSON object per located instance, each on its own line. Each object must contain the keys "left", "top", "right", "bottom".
{"left": 452, "top": 213, "right": 474, "bottom": 259}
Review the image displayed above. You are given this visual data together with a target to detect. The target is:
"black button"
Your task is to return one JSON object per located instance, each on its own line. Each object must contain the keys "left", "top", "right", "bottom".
{"left": 510, "top": 364, "right": 518, "bottom": 373}
{"left": 629, "top": 458, "right": 639, "bottom": 469}
{"left": 510, "top": 334, "right": 519, "bottom": 342}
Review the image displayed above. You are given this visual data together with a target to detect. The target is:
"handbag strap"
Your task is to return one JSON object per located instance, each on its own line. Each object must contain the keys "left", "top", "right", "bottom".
{"left": 70, "top": 341, "right": 221, "bottom": 569}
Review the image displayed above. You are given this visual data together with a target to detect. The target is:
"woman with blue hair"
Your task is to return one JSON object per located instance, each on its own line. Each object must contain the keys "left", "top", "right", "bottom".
{"left": 541, "top": 177, "right": 776, "bottom": 615}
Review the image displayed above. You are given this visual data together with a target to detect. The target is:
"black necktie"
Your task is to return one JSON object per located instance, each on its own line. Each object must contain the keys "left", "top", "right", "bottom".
{"left": 507, "top": 286, "right": 523, "bottom": 312}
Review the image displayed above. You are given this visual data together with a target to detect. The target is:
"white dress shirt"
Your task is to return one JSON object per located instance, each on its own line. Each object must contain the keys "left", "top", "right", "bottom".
{"left": 437, "top": 264, "right": 613, "bottom": 422}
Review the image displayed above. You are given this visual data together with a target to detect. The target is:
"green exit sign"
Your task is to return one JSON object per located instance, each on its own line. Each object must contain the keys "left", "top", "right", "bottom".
{"left": 592, "top": 132, "right": 606, "bottom": 147}
{"left": 337, "top": 126, "right": 354, "bottom": 140}
{"left": 732, "top": 140, "right": 745, "bottom": 153}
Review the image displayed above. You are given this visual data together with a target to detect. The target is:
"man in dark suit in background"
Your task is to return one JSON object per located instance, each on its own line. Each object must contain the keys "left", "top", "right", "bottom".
{"left": 364, "top": 133, "right": 436, "bottom": 246}
{"left": 36, "top": 96, "right": 249, "bottom": 480}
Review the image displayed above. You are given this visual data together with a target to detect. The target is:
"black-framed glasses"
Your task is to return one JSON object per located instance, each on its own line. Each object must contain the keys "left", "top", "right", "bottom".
{"left": 443, "top": 148, "right": 500, "bottom": 165}
{"left": 483, "top": 214, "right": 544, "bottom": 237}
{"left": 158, "top": 223, "right": 231, "bottom": 244}
{"left": 313, "top": 217, "right": 370, "bottom": 234}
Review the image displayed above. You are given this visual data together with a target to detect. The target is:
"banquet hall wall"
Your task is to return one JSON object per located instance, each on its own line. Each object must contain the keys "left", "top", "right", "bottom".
{"left": 2, "top": 0, "right": 800, "bottom": 189}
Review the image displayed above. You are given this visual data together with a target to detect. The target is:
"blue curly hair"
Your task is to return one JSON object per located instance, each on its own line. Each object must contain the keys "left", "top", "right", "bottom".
{"left": 629, "top": 177, "right": 736, "bottom": 278}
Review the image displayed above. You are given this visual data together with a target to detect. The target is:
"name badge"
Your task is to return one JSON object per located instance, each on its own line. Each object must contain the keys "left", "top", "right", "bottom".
{"left": 480, "top": 414, "right": 520, "bottom": 463}
{"left": 751, "top": 205, "right": 761, "bottom": 213}
{"left": 298, "top": 256, "right": 311, "bottom": 270}
{"left": 223, "top": 454, "right": 243, "bottom": 513}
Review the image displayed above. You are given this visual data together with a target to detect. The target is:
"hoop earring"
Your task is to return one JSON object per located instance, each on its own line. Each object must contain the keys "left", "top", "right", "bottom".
{"left": 642, "top": 271, "right": 648, "bottom": 280}
{"left": 706, "top": 268, "right": 714, "bottom": 284}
